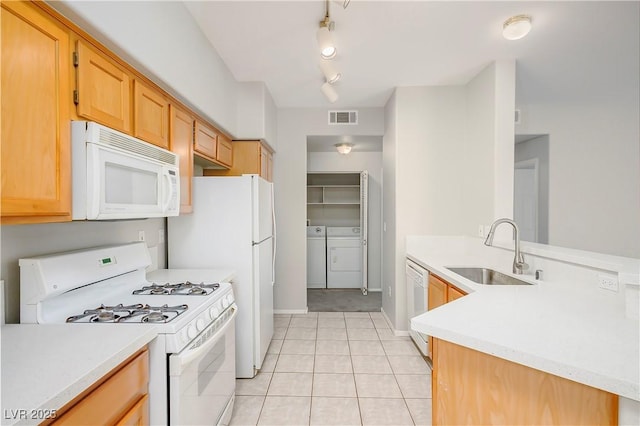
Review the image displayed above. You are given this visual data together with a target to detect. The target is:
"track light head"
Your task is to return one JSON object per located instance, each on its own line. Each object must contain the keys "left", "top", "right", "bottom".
{"left": 321, "top": 82, "right": 338, "bottom": 103}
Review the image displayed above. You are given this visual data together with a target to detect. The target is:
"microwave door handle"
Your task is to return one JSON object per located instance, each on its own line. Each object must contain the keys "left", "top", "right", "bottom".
{"left": 162, "top": 172, "right": 172, "bottom": 210}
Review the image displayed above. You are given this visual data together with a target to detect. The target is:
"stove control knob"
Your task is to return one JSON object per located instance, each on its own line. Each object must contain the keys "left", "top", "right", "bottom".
{"left": 187, "top": 324, "right": 198, "bottom": 340}
{"left": 196, "top": 318, "right": 205, "bottom": 332}
{"left": 210, "top": 306, "right": 220, "bottom": 319}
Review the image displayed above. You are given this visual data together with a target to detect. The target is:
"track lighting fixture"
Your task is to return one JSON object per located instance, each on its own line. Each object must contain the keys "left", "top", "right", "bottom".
{"left": 317, "top": 0, "right": 336, "bottom": 59}
{"left": 321, "top": 82, "right": 338, "bottom": 103}
{"left": 320, "top": 60, "right": 341, "bottom": 84}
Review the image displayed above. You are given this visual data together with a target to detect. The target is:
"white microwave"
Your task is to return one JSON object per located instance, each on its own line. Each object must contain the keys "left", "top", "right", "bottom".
{"left": 71, "top": 121, "right": 180, "bottom": 220}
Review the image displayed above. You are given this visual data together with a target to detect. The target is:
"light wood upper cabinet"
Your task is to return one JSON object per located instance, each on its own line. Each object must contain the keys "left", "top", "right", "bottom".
{"left": 1, "top": 0, "right": 72, "bottom": 224}
{"left": 204, "top": 140, "right": 273, "bottom": 182}
{"left": 75, "top": 39, "right": 131, "bottom": 133}
{"left": 216, "top": 134, "right": 233, "bottom": 168}
{"left": 170, "top": 105, "right": 194, "bottom": 214}
{"left": 133, "top": 79, "right": 169, "bottom": 149}
{"left": 194, "top": 120, "right": 218, "bottom": 161}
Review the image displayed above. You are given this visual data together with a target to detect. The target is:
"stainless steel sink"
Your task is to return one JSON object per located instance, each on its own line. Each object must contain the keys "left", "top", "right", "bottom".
{"left": 445, "top": 267, "right": 533, "bottom": 286}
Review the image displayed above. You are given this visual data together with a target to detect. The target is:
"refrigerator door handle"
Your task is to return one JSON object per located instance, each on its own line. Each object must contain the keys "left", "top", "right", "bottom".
{"left": 252, "top": 237, "right": 272, "bottom": 246}
{"left": 271, "top": 182, "right": 276, "bottom": 287}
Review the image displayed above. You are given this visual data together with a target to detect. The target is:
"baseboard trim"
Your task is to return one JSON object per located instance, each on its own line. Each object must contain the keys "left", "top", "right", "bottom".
{"left": 274, "top": 308, "right": 309, "bottom": 315}
{"left": 380, "top": 307, "right": 409, "bottom": 337}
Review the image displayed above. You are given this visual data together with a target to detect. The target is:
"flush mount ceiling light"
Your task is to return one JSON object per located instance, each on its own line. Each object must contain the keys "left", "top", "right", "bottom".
{"left": 321, "top": 82, "right": 339, "bottom": 103}
{"left": 317, "top": 0, "right": 337, "bottom": 59}
{"left": 335, "top": 143, "right": 353, "bottom": 155}
{"left": 502, "top": 15, "right": 532, "bottom": 40}
{"left": 320, "top": 60, "right": 341, "bottom": 84}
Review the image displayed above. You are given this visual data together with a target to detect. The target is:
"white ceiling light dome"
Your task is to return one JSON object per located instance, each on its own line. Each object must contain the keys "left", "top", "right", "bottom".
{"left": 335, "top": 143, "right": 353, "bottom": 154}
{"left": 502, "top": 15, "right": 532, "bottom": 40}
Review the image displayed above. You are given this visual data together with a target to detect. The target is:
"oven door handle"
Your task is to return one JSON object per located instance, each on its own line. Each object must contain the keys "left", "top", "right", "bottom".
{"left": 169, "top": 305, "right": 237, "bottom": 376}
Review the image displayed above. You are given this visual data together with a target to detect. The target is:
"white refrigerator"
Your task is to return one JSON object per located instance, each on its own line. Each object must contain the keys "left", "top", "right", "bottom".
{"left": 167, "top": 175, "right": 275, "bottom": 378}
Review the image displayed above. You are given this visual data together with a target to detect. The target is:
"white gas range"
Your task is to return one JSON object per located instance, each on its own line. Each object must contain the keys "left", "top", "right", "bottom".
{"left": 19, "top": 242, "right": 237, "bottom": 425}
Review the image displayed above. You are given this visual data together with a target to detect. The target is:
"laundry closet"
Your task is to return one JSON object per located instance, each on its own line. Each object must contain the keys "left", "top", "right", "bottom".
{"left": 306, "top": 171, "right": 368, "bottom": 293}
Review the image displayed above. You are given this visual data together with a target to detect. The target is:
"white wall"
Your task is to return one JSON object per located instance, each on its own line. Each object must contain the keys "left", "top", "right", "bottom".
{"left": 383, "top": 60, "right": 516, "bottom": 331}
{"left": 391, "top": 86, "right": 468, "bottom": 330}
{"left": 51, "top": 0, "right": 239, "bottom": 135}
{"left": 307, "top": 151, "right": 383, "bottom": 291}
{"left": 0, "top": 219, "right": 165, "bottom": 323}
{"left": 382, "top": 93, "right": 398, "bottom": 323}
{"left": 236, "top": 82, "right": 278, "bottom": 149}
{"left": 275, "top": 108, "right": 385, "bottom": 312}
{"left": 515, "top": 101, "right": 640, "bottom": 258}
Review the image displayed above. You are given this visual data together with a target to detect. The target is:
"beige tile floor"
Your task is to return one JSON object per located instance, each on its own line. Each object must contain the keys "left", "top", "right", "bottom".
{"left": 230, "top": 312, "right": 433, "bottom": 426}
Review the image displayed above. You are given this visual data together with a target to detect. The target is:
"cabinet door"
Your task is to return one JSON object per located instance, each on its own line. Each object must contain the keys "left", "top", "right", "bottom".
{"left": 194, "top": 120, "right": 218, "bottom": 160}
{"left": 216, "top": 134, "right": 233, "bottom": 167}
{"left": 447, "top": 285, "right": 466, "bottom": 302}
{"left": 260, "top": 146, "right": 269, "bottom": 180}
{"left": 76, "top": 39, "right": 131, "bottom": 132}
{"left": 266, "top": 151, "right": 274, "bottom": 182}
{"left": 170, "top": 105, "right": 194, "bottom": 214}
{"left": 1, "top": 1, "right": 71, "bottom": 223}
{"left": 116, "top": 396, "right": 149, "bottom": 426}
{"left": 134, "top": 79, "right": 169, "bottom": 148}
{"left": 427, "top": 274, "right": 447, "bottom": 359}
{"left": 53, "top": 349, "right": 148, "bottom": 425}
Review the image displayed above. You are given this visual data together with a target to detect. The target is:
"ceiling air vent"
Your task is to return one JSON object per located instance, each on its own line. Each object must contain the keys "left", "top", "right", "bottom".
{"left": 329, "top": 110, "right": 358, "bottom": 125}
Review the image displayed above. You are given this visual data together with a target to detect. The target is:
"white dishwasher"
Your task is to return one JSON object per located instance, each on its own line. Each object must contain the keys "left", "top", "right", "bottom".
{"left": 406, "top": 259, "right": 428, "bottom": 356}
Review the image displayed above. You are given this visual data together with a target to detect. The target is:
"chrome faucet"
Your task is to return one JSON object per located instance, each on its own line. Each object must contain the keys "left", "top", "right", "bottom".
{"left": 484, "top": 218, "right": 528, "bottom": 275}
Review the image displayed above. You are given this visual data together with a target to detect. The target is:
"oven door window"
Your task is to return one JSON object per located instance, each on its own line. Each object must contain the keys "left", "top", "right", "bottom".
{"left": 169, "top": 318, "right": 235, "bottom": 425}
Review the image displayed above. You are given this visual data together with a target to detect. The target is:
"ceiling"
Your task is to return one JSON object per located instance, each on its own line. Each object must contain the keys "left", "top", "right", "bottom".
{"left": 184, "top": 1, "right": 639, "bottom": 110}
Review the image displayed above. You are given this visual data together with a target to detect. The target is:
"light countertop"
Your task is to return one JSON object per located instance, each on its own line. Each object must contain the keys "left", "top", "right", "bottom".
{"left": 407, "top": 236, "right": 640, "bottom": 402}
{"left": 1, "top": 324, "right": 158, "bottom": 425}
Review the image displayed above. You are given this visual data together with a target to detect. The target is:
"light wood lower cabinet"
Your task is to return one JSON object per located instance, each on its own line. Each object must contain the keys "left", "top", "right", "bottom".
{"left": 51, "top": 348, "right": 149, "bottom": 425}
{"left": 427, "top": 274, "right": 466, "bottom": 358}
{"left": 204, "top": 139, "right": 274, "bottom": 182}
{"left": 1, "top": 0, "right": 72, "bottom": 224}
{"left": 432, "top": 339, "right": 617, "bottom": 425}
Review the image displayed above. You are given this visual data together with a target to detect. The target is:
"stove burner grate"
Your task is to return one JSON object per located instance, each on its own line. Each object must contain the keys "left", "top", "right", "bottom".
{"left": 133, "top": 281, "right": 220, "bottom": 296}
{"left": 66, "top": 303, "right": 188, "bottom": 324}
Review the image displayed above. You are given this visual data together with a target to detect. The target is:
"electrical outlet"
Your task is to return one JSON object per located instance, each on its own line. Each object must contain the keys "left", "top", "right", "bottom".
{"left": 138, "top": 231, "right": 145, "bottom": 242}
{"left": 478, "top": 225, "right": 485, "bottom": 237}
{"left": 598, "top": 274, "right": 619, "bottom": 292}
{"left": 158, "top": 229, "right": 165, "bottom": 244}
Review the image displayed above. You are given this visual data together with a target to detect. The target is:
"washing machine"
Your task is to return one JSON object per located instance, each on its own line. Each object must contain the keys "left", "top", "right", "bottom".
{"left": 326, "top": 227, "right": 362, "bottom": 288}
{"left": 307, "top": 226, "right": 326, "bottom": 288}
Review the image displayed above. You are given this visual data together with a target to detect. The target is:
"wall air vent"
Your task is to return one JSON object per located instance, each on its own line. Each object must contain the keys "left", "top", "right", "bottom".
{"left": 329, "top": 110, "right": 358, "bottom": 125}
